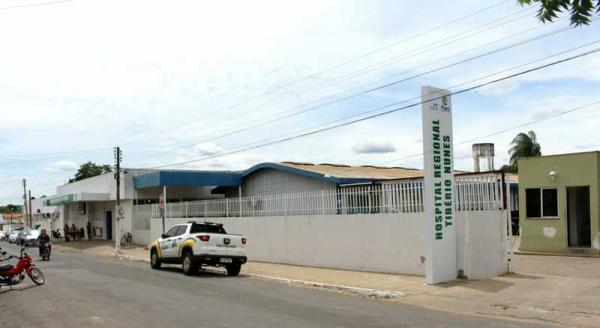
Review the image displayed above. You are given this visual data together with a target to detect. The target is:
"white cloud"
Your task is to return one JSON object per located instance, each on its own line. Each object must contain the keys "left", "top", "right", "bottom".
{"left": 45, "top": 160, "right": 78, "bottom": 172}
{"left": 530, "top": 108, "right": 564, "bottom": 121}
{"left": 193, "top": 142, "right": 223, "bottom": 156}
{"left": 477, "top": 80, "right": 520, "bottom": 96}
{"left": 352, "top": 139, "right": 397, "bottom": 154}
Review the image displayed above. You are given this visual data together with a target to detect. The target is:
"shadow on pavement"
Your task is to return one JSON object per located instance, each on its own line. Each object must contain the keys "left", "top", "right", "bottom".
{"left": 503, "top": 272, "right": 544, "bottom": 280}
{"left": 159, "top": 266, "right": 249, "bottom": 279}
{"left": 54, "top": 241, "right": 113, "bottom": 251}
{"left": 459, "top": 279, "right": 514, "bottom": 293}
{"left": 0, "top": 283, "right": 40, "bottom": 294}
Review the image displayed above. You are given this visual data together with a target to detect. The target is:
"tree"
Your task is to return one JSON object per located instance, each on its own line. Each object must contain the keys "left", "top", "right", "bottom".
{"left": 0, "top": 204, "right": 20, "bottom": 214}
{"left": 507, "top": 131, "right": 542, "bottom": 171}
{"left": 70, "top": 162, "right": 112, "bottom": 183}
{"left": 518, "top": 0, "right": 600, "bottom": 26}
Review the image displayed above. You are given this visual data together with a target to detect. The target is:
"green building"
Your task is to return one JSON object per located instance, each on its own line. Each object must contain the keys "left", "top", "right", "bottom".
{"left": 519, "top": 151, "right": 600, "bottom": 253}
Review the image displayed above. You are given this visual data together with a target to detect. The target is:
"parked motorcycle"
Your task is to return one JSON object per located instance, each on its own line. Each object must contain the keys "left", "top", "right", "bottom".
{"left": 0, "top": 247, "right": 45, "bottom": 290}
{"left": 40, "top": 241, "right": 51, "bottom": 261}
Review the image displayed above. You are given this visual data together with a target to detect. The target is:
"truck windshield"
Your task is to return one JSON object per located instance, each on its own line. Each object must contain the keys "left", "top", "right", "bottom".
{"left": 190, "top": 223, "right": 227, "bottom": 234}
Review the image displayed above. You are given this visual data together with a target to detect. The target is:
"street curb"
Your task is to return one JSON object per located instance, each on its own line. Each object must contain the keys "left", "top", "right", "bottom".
{"left": 514, "top": 250, "right": 600, "bottom": 258}
{"left": 111, "top": 253, "right": 150, "bottom": 263}
{"left": 245, "top": 272, "right": 407, "bottom": 299}
{"left": 110, "top": 253, "right": 406, "bottom": 299}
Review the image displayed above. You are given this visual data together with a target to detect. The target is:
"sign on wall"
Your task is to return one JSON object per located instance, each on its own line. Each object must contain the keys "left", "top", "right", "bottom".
{"left": 159, "top": 193, "right": 165, "bottom": 218}
{"left": 116, "top": 206, "right": 125, "bottom": 220}
{"left": 421, "top": 86, "right": 457, "bottom": 284}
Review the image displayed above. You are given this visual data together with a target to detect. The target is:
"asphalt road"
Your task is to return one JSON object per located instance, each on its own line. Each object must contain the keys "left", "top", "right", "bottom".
{"left": 0, "top": 242, "right": 541, "bottom": 328}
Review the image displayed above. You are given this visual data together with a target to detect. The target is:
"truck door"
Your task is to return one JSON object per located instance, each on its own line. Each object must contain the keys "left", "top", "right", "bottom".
{"left": 160, "top": 225, "right": 183, "bottom": 259}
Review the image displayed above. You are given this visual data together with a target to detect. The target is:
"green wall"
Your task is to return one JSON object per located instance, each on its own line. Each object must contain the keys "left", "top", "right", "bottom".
{"left": 519, "top": 152, "right": 599, "bottom": 253}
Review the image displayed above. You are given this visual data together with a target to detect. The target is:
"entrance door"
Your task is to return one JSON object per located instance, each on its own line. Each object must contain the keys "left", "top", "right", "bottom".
{"left": 567, "top": 186, "right": 591, "bottom": 247}
{"left": 106, "top": 211, "right": 113, "bottom": 240}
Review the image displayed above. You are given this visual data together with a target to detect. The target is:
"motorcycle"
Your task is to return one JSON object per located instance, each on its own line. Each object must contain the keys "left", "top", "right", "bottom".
{"left": 40, "top": 241, "right": 51, "bottom": 261}
{"left": 0, "top": 247, "right": 45, "bottom": 290}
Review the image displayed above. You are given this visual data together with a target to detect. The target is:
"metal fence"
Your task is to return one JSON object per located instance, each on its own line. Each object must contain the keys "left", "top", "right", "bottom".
{"left": 132, "top": 173, "right": 507, "bottom": 219}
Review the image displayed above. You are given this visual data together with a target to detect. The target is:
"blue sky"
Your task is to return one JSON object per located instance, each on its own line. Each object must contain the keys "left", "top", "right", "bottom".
{"left": 0, "top": 0, "right": 599, "bottom": 204}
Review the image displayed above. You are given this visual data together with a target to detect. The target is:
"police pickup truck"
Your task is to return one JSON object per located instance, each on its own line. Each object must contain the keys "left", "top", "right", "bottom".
{"left": 149, "top": 221, "right": 247, "bottom": 276}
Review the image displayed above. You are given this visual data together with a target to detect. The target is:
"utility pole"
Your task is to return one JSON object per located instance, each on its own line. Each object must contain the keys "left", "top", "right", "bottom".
{"left": 22, "top": 179, "right": 27, "bottom": 228}
{"left": 28, "top": 190, "right": 32, "bottom": 228}
{"left": 114, "top": 147, "right": 122, "bottom": 253}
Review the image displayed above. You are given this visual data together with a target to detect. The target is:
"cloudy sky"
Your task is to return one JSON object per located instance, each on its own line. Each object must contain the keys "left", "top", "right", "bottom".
{"left": 0, "top": 0, "right": 599, "bottom": 204}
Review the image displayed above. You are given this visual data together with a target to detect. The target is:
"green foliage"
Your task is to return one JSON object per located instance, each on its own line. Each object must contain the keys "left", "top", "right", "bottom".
{"left": 500, "top": 163, "right": 518, "bottom": 173}
{"left": 507, "top": 131, "right": 542, "bottom": 171}
{"left": 0, "top": 204, "right": 20, "bottom": 214}
{"left": 518, "top": 0, "right": 600, "bottom": 26}
{"left": 69, "top": 161, "right": 112, "bottom": 183}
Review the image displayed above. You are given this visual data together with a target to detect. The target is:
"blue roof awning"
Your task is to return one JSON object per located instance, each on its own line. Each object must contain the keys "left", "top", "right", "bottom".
{"left": 133, "top": 170, "right": 242, "bottom": 189}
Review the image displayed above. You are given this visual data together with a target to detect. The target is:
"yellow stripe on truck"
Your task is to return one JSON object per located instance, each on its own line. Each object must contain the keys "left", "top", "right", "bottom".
{"left": 151, "top": 241, "right": 162, "bottom": 258}
{"left": 178, "top": 239, "right": 196, "bottom": 257}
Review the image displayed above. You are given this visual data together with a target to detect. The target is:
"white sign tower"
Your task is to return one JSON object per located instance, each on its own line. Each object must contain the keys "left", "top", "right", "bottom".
{"left": 421, "top": 86, "right": 456, "bottom": 284}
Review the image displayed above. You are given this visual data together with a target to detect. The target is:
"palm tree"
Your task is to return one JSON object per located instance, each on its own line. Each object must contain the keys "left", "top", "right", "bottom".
{"left": 508, "top": 131, "right": 542, "bottom": 170}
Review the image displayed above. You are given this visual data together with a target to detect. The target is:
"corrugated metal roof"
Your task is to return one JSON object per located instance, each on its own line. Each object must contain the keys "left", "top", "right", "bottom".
{"left": 279, "top": 162, "right": 518, "bottom": 182}
{"left": 279, "top": 162, "right": 424, "bottom": 180}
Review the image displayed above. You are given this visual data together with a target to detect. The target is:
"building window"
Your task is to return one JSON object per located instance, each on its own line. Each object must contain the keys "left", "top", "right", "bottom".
{"left": 525, "top": 188, "right": 558, "bottom": 218}
{"left": 525, "top": 189, "right": 541, "bottom": 217}
{"left": 542, "top": 188, "right": 558, "bottom": 217}
{"left": 79, "top": 202, "right": 87, "bottom": 215}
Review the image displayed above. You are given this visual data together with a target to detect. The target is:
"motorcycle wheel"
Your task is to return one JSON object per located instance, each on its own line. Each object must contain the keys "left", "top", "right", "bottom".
{"left": 29, "top": 268, "right": 45, "bottom": 285}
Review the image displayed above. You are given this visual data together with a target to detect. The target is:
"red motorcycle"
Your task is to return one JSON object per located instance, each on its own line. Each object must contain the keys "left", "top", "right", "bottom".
{"left": 0, "top": 247, "right": 45, "bottom": 290}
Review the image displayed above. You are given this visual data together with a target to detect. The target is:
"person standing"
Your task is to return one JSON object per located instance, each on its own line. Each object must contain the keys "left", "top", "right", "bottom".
{"left": 71, "top": 224, "right": 77, "bottom": 241}
{"left": 64, "top": 224, "right": 70, "bottom": 242}
{"left": 86, "top": 222, "right": 92, "bottom": 240}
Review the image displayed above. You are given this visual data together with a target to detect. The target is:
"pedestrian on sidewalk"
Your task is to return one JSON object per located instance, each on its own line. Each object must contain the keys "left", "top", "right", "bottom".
{"left": 64, "top": 224, "right": 70, "bottom": 242}
{"left": 71, "top": 224, "right": 77, "bottom": 241}
{"left": 86, "top": 222, "right": 92, "bottom": 240}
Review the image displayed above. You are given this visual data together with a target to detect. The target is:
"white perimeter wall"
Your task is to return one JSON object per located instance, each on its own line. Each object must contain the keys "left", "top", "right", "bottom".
{"left": 149, "top": 210, "right": 508, "bottom": 280}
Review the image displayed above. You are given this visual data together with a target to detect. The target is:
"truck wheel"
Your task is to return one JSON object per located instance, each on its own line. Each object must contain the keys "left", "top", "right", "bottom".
{"left": 182, "top": 251, "right": 197, "bottom": 276}
{"left": 225, "top": 264, "right": 241, "bottom": 276}
{"left": 150, "top": 249, "right": 161, "bottom": 269}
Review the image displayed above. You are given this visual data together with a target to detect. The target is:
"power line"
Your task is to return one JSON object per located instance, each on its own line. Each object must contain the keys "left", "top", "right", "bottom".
{"left": 210, "top": 37, "right": 600, "bottom": 160}
{"left": 0, "top": 147, "right": 113, "bottom": 164}
{"left": 0, "top": 0, "right": 74, "bottom": 10}
{"left": 245, "top": 9, "right": 533, "bottom": 112}
{"left": 108, "top": 2, "right": 525, "bottom": 150}
{"left": 131, "top": 36, "right": 598, "bottom": 165}
{"left": 136, "top": 17, "right": 581, "bottom": 155}
{"left": 0, "top": 1, "right": 517, "bottom": 162}
{"left": 144, "top": 8, "right": 535, "bottom": 150}
{"left": 298, "top": 96, "right": 600, "bottom": 177}
{"left": 147, "top": 46, "right": 600, "bottom": 169}
{"left": 379, "top": 100, "right": 600, "bottom": 166}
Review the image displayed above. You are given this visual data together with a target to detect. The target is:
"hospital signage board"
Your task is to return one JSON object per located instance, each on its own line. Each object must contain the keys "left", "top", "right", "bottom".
{"left": 421, "top": 86, "right": 457, "bottom": 284}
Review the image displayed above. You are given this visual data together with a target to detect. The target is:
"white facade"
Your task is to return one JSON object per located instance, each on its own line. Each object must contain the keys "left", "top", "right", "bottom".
{"left": 30, "top": 197, "right": 58, "bottom": 234}
{"left": 46, "top": 171, "right": 135, "bottom": 241}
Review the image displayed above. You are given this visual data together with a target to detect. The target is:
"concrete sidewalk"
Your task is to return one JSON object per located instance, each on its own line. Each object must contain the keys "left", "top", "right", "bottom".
{"left": 54, "top": 241, "right": 600, "bottom": 327}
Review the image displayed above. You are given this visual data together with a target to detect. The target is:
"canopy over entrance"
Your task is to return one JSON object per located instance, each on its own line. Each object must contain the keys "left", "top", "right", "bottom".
{"left": 133, "top": 170, "right": 242, "bottom": 189}
{"left": 45, "top": 193, "right": 110, "bottom": 206}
